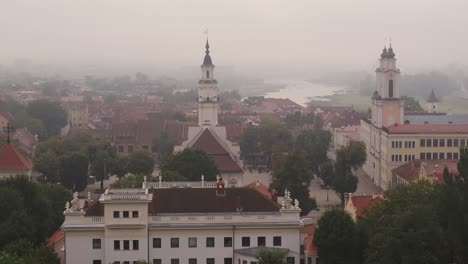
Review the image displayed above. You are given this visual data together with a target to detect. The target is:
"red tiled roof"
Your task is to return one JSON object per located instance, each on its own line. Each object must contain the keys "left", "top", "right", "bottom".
{"left": 0, "top": 143, "right": 32, "bottom": 171}
{"left": 245, "top": 181, "right": 272, "bottom": 199}
{"left": 304, "top": 224, "right": 318, "bottom": 255}
{"left": 350, "top": 195, "right": 383, "bottom": 219}
{"left": 47, "top": 230, "right": 64, "bottom": 248}
{"left": 137, "top": 119, "right": 165, "bottom": 145}
{"left": 192, "top": 129, "right": 243, "bottom": 173}
{"left": 385, "top": 124, "right": 468, "bottom": 134}
{"left": 392, "top": 159, "right": 458, "bottom": 183}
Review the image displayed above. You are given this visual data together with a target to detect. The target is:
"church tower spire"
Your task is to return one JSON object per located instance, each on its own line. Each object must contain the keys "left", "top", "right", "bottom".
{"left": 198, "top": 39, "right": 218, "bottom": 126}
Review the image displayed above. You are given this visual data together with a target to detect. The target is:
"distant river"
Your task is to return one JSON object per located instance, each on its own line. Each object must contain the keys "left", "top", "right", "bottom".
{"left": 263, "top": 79, "right": 347, "bottom": 107}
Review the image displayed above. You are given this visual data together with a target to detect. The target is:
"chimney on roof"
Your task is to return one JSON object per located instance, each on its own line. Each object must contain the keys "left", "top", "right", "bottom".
{"left": 216, "top": 176, "right": 226, "bottom": 197}
{"left": 271, "top": 189, "right": 278, "bottom": 203}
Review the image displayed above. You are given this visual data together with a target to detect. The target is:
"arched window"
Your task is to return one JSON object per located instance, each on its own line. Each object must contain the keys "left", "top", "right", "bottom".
{"left": 206, "top": 71, "right": 209, "bottom": 79}
{"left": 388, "top": 80, "right": 394, "bottom": 97}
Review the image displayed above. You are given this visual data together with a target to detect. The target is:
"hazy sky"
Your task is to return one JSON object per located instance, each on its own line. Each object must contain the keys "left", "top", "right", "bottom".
{"left": 1, "top": 0, "right": 467, "bottom": 70}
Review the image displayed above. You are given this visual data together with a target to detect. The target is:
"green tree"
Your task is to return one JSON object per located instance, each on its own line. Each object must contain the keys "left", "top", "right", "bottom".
{"left": 152, "top": 130, "right": 176, "bottom": 165}
{"left": 26, "top": 100, "right": 67, "bottom": 138}
{"left": 314, "top": 209, "right": 358, "bottom": 264}
{"left": 11, "top": 112, "right": 47, "bottom": 140}
{"left": 3, "top": 240, "right": 60, "bottom": 264}
{"left": 363, "top": 181, "right": 448, "bottom": 264}
{"left": 163, "top": 149, "right": 219, "bottom": 181}
{"left": 296, "top": 129, "right": 332, "bottom": 174}
{"left": 111, "top": 174, "right": 145, "bottom": 188}
{"left": 60, "top": 152, "right": 89, "bottom": 192}
{"left": 401, "top": 96, "right": 423, "bottom": 112}
{"left": 39, "top": 184, "right": 72, "bottom": 233}
{"left": 127, "top": 150, "right": 155, "bottom": 175}
{"left": 332, "top": 141, "right": 367, "bottom": 207}
{"left": 256, "top": 249, "right": 287, "bottom": 264}
{"left": 272, "top": 150, "right": 316, "bottom": 215}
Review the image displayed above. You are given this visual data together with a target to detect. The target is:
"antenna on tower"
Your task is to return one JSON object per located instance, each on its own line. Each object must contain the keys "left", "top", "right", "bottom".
{"left": 384, "top": 37, "right": 387, "bottom": 48}
{"left": 389, "top": 37, "right": 392, "bottom": 48}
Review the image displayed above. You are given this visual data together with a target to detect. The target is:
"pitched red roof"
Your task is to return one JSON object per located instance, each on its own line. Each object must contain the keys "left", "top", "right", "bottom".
{"left": 192, "top": 129, "right": 243, "bottom": 173}
{"left": 0, "top": 143, "right": 32, "bottom": 171}
{"left": 392, "top": 159, "right": 458, "bottom": 183}
{"left": 350, "top": 195, "right": 383, "bottom": 219}
{"left": 47, "top": 230, "right": 64, "bottom": 248}
{"left": 384, "top": 124, "right": 468, "bottom": 134}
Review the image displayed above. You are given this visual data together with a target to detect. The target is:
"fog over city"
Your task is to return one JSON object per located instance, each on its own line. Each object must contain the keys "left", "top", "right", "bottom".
{"left": 1, "top": 0, "right": 468, "bottom": 74}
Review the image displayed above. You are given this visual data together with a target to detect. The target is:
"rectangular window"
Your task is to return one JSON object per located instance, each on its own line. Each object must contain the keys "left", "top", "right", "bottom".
{"left": 448, "top": 153, "right": 453, "bottom": 159}
{"left": 420, "top": 153, "right": 426, "bottom": 160}
{"left": 427, "top": 153, "right": 432, "bottom": 160}
{"left": 118, "top": 145, "right": 124, "bottom": 152}
{"left": 207, "top": 258, "right": 215, "bottom": 264}
{"left": 404, "top": 141, "right": 408, "bottom": 148}
{"left": 433, "top": 153, "right": 438, "bottom": 160}
{"left": 426, "top": 139, "right": 432, "bottom": 147}
{"left": 189, "top": 259, "right": 197, "bottom": 264}
{"left": 391, "top": 141, "right": 395, "bottom": 148}
{"left": 132, "top": 211, "right": 139, "bottom": 218}
{"left": 454, "top": 139, "right": 459, "bottom": 147}
{"left": 433, "top": 139, "right": 439, "bottom": 147}
{"left": 399, "top": 141, "right": 402, "bottom": 148}
{"left": 171, "top": 259, "right": 179, "bottom": 264}
{"left": 93, "top": 261, "right": 102, "bottom": 264}
{"left": 171, "top": 238, "right": 179, "bottom": 248}
{"left": 113, "top": 211, "right": 120, "bottom": 218}
{"left": 461, "top": 139, "right": 466, "bottom": 147}
{"left": 128, "top": 145, "right": 134, "bottom": 152}
{"left": 412, "top": 141, "right": 416, "bottom": 148}
{"left": 153, "top": 238, "right": 161, "bottom": 248}
{"left": 273, "top": 236, "right": 282, "bottom": 246}
{"left": 439, "top": 153, "right": 445, "bottom": 159}
{"left": 440, "top": 139, "right": 445, "bottom": 147}
{"left": 454, "top": 153, "right": 459, "bottom": 159}
{"left": 133, "top": 240, "right": 139, "bottom": 250}
{"left": 153, "top": 260, "right": 162, "bottom": 264}
{"left": 224, "top": 258, "right": 233, "bottom": 264}
{"left": 92, "top": 239, "right": 101, "bottom": 249}
{"left": 123, "top": 240, "right": 129, "bottom": 250}
{"left": 188, "top": 237, "right": 197, "bottom": 248}
{"left": 257, "top": 237, "right": 266, "bottom": 247}
{"left": 389, "top": 80, "right": 394, "bottom": 97}
{"left": 420, "top": 139, "right": 426, "bottom": 147}
{"left": 114, "top": 240, "right": 120, "bottom": 250}
{"left": 448, "top": 139, "right": 453, "bottom": 147}
{"left": 206, "top": 237, "right": 215, "bottom": 248}
{"left": 123, "top": 211, "right": 129, "bottom": 218}
{"left": 224, "top": 237, "right": 232, "bottom": 247}
{"left": 286, "top": 257, "right": 295, "bottom": 264}
{"left": 123, "top": 261, "right": 130, "bottom": 264}
{"left": 242, "top": 237, "right": 250, "bottom": 247}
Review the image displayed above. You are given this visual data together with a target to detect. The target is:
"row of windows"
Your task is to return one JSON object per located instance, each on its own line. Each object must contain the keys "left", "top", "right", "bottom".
{"left": 154, "top": 258, "right": 233, "bottom": 264}
{"left": 114, "top": 240, "right": 139, "bottom": 251}
{"left": 420, "top": 152, "right": 459, "bottom": 160}
{"left": 152, "top": 236, "right": 282, "bottom": 248}
{"left": 391, "top": 155, "right": 415, "bottom": 162}
{"left": 113, "top": 210, "right": 139, "bottom": 218}
{"left": 420, "top": 138, "right": 468, "bottom": 148}
{"left": 94, "top": 262, "right": 140, "bottom": 264}
{"left": 391, "top": 140, "right": 416, "bottom": 149}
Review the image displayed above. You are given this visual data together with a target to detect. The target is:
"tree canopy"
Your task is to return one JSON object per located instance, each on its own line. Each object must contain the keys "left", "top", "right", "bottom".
{"left": 127, "top": 150, "right": 155, "bottom": 175}
{"left": 162, "top": 148, "right": 219, "bottom": 181}
{"left": 26, "top": 100, "right": 67, "bottom": 138}
{"left": 256, "top": 249, "right": 287, "bottom": 264}
{"left": 401, "top": 96, "right": 424, "bottom": 112}
{"left": 314, "top": 209, "right": 358, "bottom": 264}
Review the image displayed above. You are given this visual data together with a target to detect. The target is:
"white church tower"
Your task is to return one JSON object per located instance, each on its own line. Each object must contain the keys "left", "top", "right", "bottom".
{"left": 198, "top": 39, "right": 219, "bottom": 126}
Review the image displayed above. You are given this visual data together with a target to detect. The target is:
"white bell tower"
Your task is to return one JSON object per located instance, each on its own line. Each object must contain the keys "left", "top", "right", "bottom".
{"left": 198, "top": 39, "right": 219, "bottom": 126}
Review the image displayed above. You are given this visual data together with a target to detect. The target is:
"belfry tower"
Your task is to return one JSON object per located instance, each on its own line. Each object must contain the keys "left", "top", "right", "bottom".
{"left": 197, "top": 39, "right": 219, "bottom": 126}
{"left": 370, "top": 44, "right": 404, "bottom": 128}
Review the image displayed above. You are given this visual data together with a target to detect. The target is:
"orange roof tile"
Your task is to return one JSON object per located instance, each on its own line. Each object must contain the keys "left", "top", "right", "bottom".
{"left": 0, "top": 143, "right": 32, "bottom": 171}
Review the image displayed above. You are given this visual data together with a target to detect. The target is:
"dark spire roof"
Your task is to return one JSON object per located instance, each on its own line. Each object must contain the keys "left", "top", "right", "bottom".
{"left": 202, "top": 39, "right": 213, "bottom": 66}
{"left": 381, "top": 46, "right": 388, "bottom": 58}
{"left": 386, "top": 43, "right": 395, "bottom": 58}
{"left": 427, "top": 89, "right": 439, "bottom": 103}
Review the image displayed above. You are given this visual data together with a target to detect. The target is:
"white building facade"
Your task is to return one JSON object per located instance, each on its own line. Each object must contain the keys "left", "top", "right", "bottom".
{"left": 62, "top": 183, "right": 302, "bottom": 264}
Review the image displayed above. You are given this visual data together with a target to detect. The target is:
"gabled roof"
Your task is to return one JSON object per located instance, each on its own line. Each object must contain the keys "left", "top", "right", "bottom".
{"left": 392, "top": 159, "right": 458, "bottom": 183}
{"left": 192, "top": 129, "right": 243, "bottom": 173}
{"left": 349, "top": 195, "right": 383, "bottom": 219}
{"left": 47, "top": 230, "right": 64, "bottom": 248}
{"left": 245, "top": 180, "right": 272, "bottom": 199}
{"left": 0, "top": 143, "right": 32, "bottom": 171}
